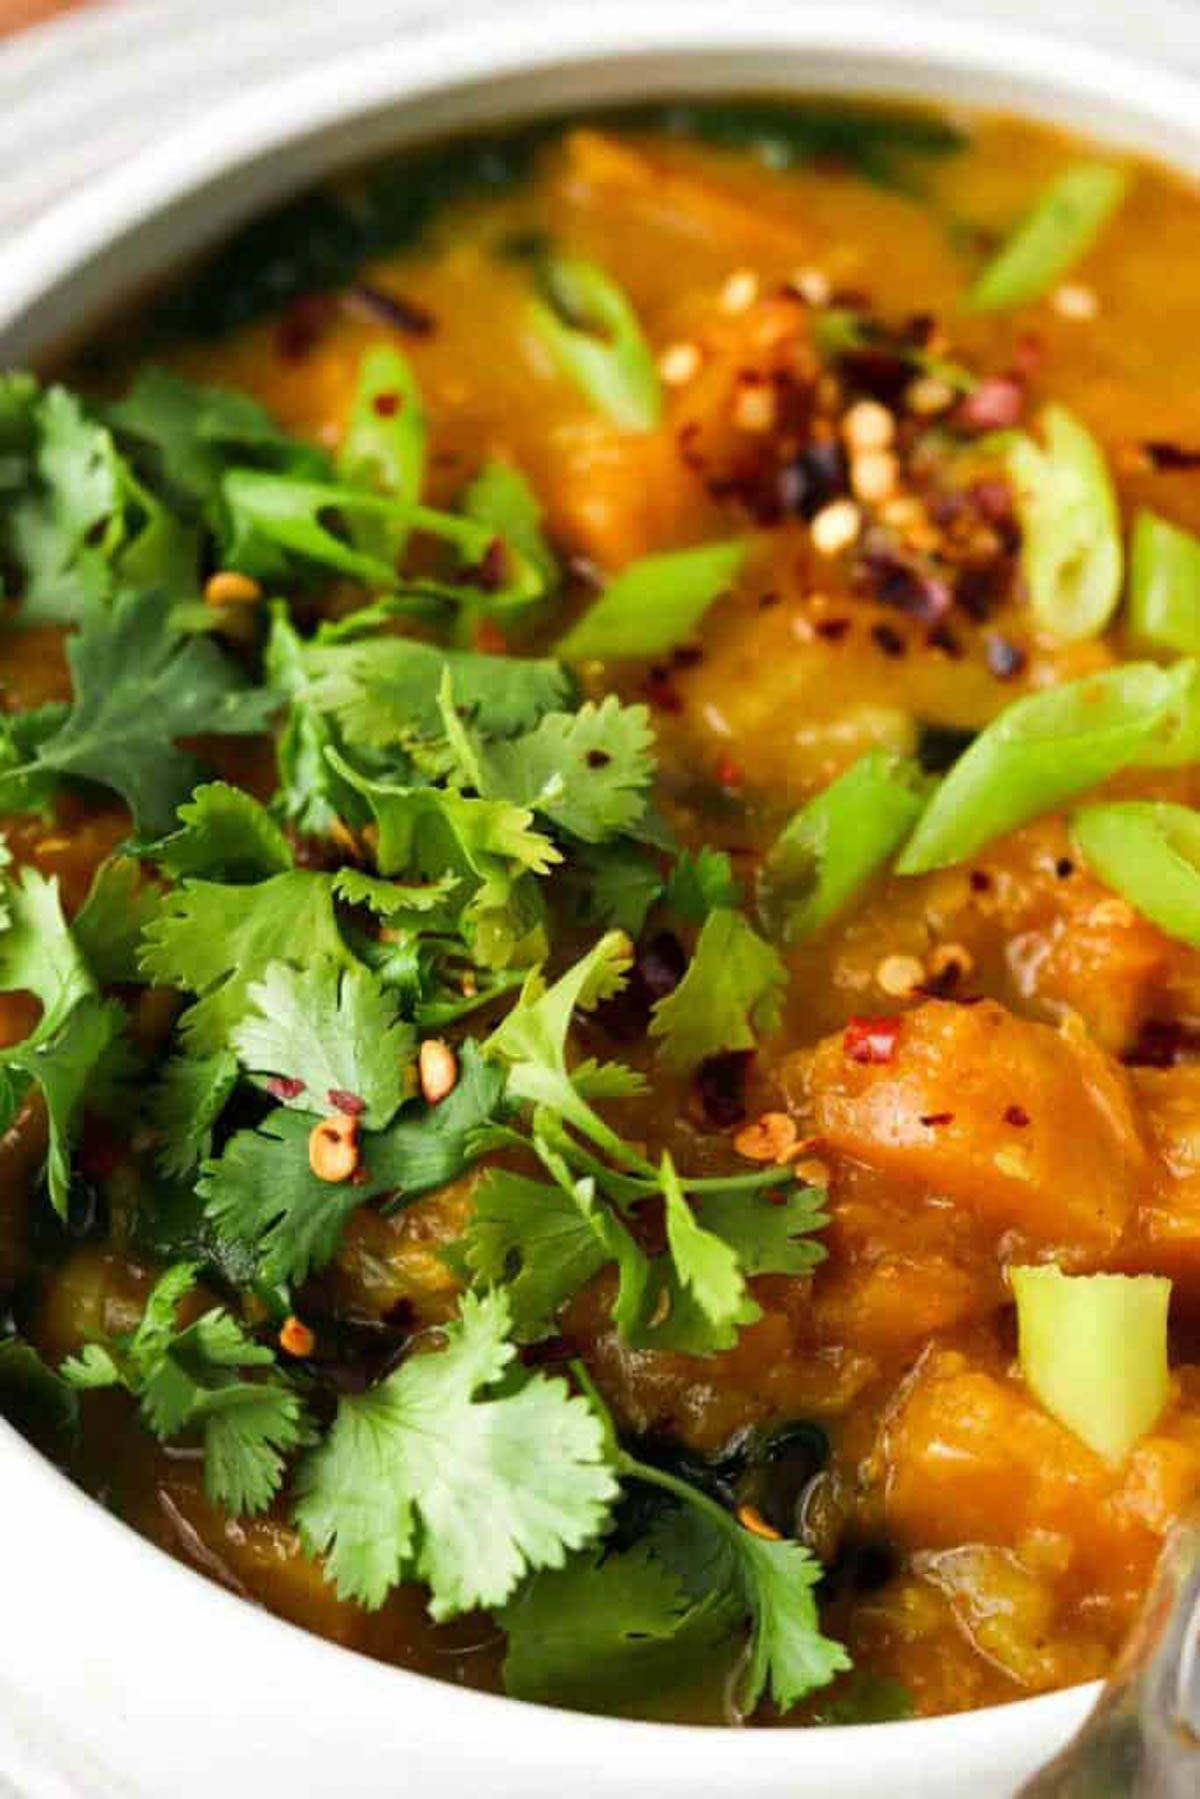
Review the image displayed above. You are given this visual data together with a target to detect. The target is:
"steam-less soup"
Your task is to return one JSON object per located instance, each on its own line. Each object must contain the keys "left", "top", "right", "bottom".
{"left": 3, "top": 97, "right": 1200, "bottom": 1727}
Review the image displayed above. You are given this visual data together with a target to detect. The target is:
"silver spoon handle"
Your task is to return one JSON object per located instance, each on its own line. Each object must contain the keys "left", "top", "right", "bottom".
{"left": 1019, "top": 1512, "right": 1200, "bottom": 1798}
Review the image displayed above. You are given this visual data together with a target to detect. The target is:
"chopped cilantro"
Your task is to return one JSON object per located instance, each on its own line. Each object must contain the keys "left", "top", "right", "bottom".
{"left": 62, "top": 1262, "right": 311, "bottom": 1514}
{"left": 649, "top": 909, "right": 786, "bottom": 1074}
{"left": 293, "top": 1289, "right": 618, "bottom": 1614}
{"left": 0, "top": 588, "right": 272, "bottom": 836}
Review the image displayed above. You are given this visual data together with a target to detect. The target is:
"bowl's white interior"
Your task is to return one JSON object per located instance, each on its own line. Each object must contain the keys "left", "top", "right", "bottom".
{"left": 1, "top": 7, "right": 1195, "bottom": 1794}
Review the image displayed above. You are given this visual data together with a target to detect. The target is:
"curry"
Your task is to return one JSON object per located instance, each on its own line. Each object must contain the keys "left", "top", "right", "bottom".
{"left": 3, "top": 97, "right": 1200, "bottom": 1729}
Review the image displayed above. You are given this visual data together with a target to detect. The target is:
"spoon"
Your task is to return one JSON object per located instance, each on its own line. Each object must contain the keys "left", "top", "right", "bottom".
{"left": 1019, "top": 1507, "right": 1200, "bottom": 1797}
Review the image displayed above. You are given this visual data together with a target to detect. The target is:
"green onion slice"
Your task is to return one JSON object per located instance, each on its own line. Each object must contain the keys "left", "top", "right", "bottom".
{"left": 1130, "top": 509, "right": 1200, "bottom": 655}
{"left": 1007, "top": 405, "right": 1122, "bottom": 642}
{"left": 338, "top": 344, "right": 427, "bottom": 560}
{"left": 1012, "top": 1265, "right": 1171, "bottom": 1465}
{"left": 555, "top": 539, "right": 746, "bottom": 661}
{"left": 759, "top": 752, "right": 929, "bottom": 942}
{"left": 898, "top": 658, "right": 1200, "bottom": 874}
{"left": 1072, "top": 799, "right": 1200, "bottom": 947}
{"left": 968, "top": 162, "right": 1130, "bottom": 311}
{"left": 530, "top": 255, "right": 662, "bottom": 432}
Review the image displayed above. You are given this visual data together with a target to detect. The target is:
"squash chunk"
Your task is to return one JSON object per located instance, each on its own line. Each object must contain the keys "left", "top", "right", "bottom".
{"left": 803, "top": 999, "right": 1147, "bottom": 1250}
{"left": 1130, "top": 1065, "right": 1200, "bottom": 1286}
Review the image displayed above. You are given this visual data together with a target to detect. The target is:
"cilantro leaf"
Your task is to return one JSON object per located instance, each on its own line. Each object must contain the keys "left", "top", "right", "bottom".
{"left": 462, "top": 1167, "right": 611, "bottom": 1342}
{"left": 0, "top": 589, "right": 273, "bottom": 836}
{"left": 663, "top": 847, "right": 742, "bottom": 922}
{"left": 232, "top": 955, "right": 416, "bottom": 1128}
{"left": 149, "top": 1049, "right": 239, "bottom": 1178}
{"left": 62, "top": 1262, "right": 310, "bottom": 1514}
{"left": 108, "top": 365, "right": 330, "bottom": 523}
{"left": 487, "top": 933, "right": 647, "bottom": 1168}
{"left": 649, "top": 909, "right": 786, "bottom": 1075}
{"left": 447, "top": 692, "right": 656, "bottom": 845}
{"left": 557, "top": 839, "right": 664, "bottom": 936}
{"left": 73, "top": 855, "right": 161, "bottom": 984}
{"left": 556, "top": 540, "right": 747, "bottom": 661}
{"left": 293, "top": 1289, "right": 618, "bottom": 1615}
{"left": 0, "top": 866, "right": 94, "bottom": 1035}
{"left": 199, "top": 1041, "right": 504, "bottom": 1285}
{"left": 283, "top": 621, "right": 569, "bottom": 752}
{"left": 660, "top": 1153, "right": 750, "bottom": 1337}
{"left": 149, "top": 781, "right": 293, "bottom": 882}
{"left": 8, "top": 995, "right": 131, "bottom": 1213}
{"left": 0, "top": 702, "right": 69, "bottom": 814}
{"left": 500, "top": 1541, "right": 738, "bottom": 1709}
{"left": 0, "top": 1337, "right": 80, "bottom": 1444}
{"left": 139, "top": 869, "right": 352, "bottom": 1055}
{"left": 692, "top": 1180, "right": 828, "bottom": 1279}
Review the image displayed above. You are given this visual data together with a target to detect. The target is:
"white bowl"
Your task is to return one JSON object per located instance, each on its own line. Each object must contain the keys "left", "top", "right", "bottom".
{"left": 2, "top": 6, "right": 1196, "bottom": 1792}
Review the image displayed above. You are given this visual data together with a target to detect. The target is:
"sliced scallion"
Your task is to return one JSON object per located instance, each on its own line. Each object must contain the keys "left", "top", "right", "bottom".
{"left": 530, "top": 256, "right": 662, "bottom": 432}
{"left": 1129, "top": 509, "right": 1200, "bottom": 654}
{"left": 339, "top": 344, "right": 426, "bottom": 560}
{"left": 968, "top": 162, "right": 1129, "bottom": 311}
{"left": 758, "top": 752, "right": 929, "bottom": 942}
{"left": 1007, "top": 405, "right": 1122, "bottom": 641}
{"left": 1072, "top": 799, "right": 1200, "bottom": 947}
{"left": 555, "top": 539, "right": 746, "bottom": 661}
{"left": 898, "top": 658, "right": 1200, "bottom": 874}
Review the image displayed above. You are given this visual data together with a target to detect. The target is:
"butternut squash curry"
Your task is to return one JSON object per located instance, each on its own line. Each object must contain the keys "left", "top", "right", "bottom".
{"left": 4, "top": 97, "right": 1200, "bottom": 1728}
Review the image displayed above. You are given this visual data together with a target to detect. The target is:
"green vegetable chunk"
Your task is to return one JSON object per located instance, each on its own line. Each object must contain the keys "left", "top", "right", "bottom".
{"left": 1072, "top": 800, "right": 1200, "bottom": 947}
{"left": 898, "top": 659, "right": 1200, "bottom": 874}
{"left": 1007, "top": 405, "right": 1122, "bottom": 641}
{"left": 968, "top": 162, "right": 1129, "bottom": 310}
{"left": 759, "top": 752, "right": 929, "bottom": 942}
{"left": 649, "top": 909, "right": 785, "bottom": 1076}
{"left": 530, "top": 255, "right": 661, "bottom": 431}
{"left": 1011, "top": 1265, "right": 1171, "bottom": 1464}
{"left": 556, "top": 539, "right": 747, "bottom": 661}
{"left": 1130, "top": 509, "right": 1200, "bottom": 654}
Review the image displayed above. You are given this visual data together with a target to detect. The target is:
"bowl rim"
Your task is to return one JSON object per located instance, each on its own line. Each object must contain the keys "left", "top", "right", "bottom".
{"left": 3, "top": 0, "right": 1196, "bottom": 1783}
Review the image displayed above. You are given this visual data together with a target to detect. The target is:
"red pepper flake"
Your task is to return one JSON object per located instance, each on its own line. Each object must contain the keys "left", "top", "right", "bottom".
{"left": 346, "top": 283, "right": 437, "bottom": 337}
{"left": 327, "top": 1088, "right": 366, "bottom": 1117}
{"left": 969, "top": 869, "right": 992, "bottom": 894}
{"left": 715, "top": 755, "right": 744, "bottom": 788}
{"left": 643, "top": 667, "right": 684, "bottom": 715}
{"left": 1143, "top": 440, "right": 1200, "bottom": 470}
{"left": 871, "top": 621, "right": 906, "bottom": 659}
{"left": 843, "top": 1016, "right": 904, "bottom": 1065}
{"left": 920, "top": 1111, "right": 954, "bottom": 1127}
{"left": 1055, "top": 857, "right": 1075, "bottom": 879}
{"left": 814, "top": 616, "right": 852, "bottom": 642}
{"left": 351, "top": 1164, "right": 371, "bottom": 1187}
{"left": 268, "top": 1075, "right": 307, "bottom": 1101}
{"left": 1003, "top": 1104, "right": 1031, "bottom": 1128}
{"left": 471, "top": 538, "right": 509, "bottom": 593}
{"left": 79, "top": 1125, "right": 120, "bottom": 1182}
{"left": 586, "top": 748, "right": 612, "bottom": 769}
{"left": 672, "top": 644, "right": 704, "bottom": 669}
{"left": 372, "top": 391, "right": 401, "bottom": 418}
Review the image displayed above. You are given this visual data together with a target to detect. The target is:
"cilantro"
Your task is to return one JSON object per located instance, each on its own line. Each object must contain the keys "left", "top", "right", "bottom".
{"left": 500, "top": 1541, "right": 738, "bottom": 1709}
{"left": 289, "top": 625, "right": 570, "bottom": 751}
{"left": 556, "top": 540, "right": 747, "bottom": 661}
{"left": 232, "top": 955, "right": 415, "bottom": 1128}
{"left": 649, "top": 909, "right": 786, "bottom": 1075}
{"left": 558, "top": 839, "right": 665, "bottom": 936}
{"left": 293, "top": 1289, "right": 618, "bottom": 1615}
{"left": 660, "top": 1152, "right": 752, "bottom": 1338}
{"left": 663, "top": 846, "right": 742, "bottom": 922}
{"left": 810, "top": 1672, "right": 916, "bottom": 1726}
{"left": 331, "top": 867, "right": 460, "bottom": 922}
{"left": 585, "top": 1387, "right": 848, "bottom": 1714}
{"left": 444, "top": 688, "right": 656, "bottom": 845}
{"left": 0, "top": 589, "right": 272, "bottom": 836}
{"left": 0, "top": 866, "right": 132, "bottom": 1212}
{"left": 73, "top": 855, "right": 161, "bottom": 983}
{"left": 149, "top": 1050, "right": 239, "bottom": 1179}
{"left": 140, "top": 869, "right": 352, "bottom": 1055}
{"left": 487, "top": 933, "right": 647, "bottom": 1169}
{"left": 0, "top": 1337, "right": 80, "bottom": 1444}
{"left": 199, "top": 1041, "right": 504, "bottom": 1285}
{"left": 463, "top": 1167, "right": 612, "bottom": 1343}
{"left": 62, "top": 1262, "right": 310, "bottom": 1514}
{"left": 0, "top": 703, "right": 69, "bottom": 814}
{"left": 108, "top": 365, "right": 330, "bottom": 522}
{"left": 149, "top": 781, "right": 293, "bottom": 882}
